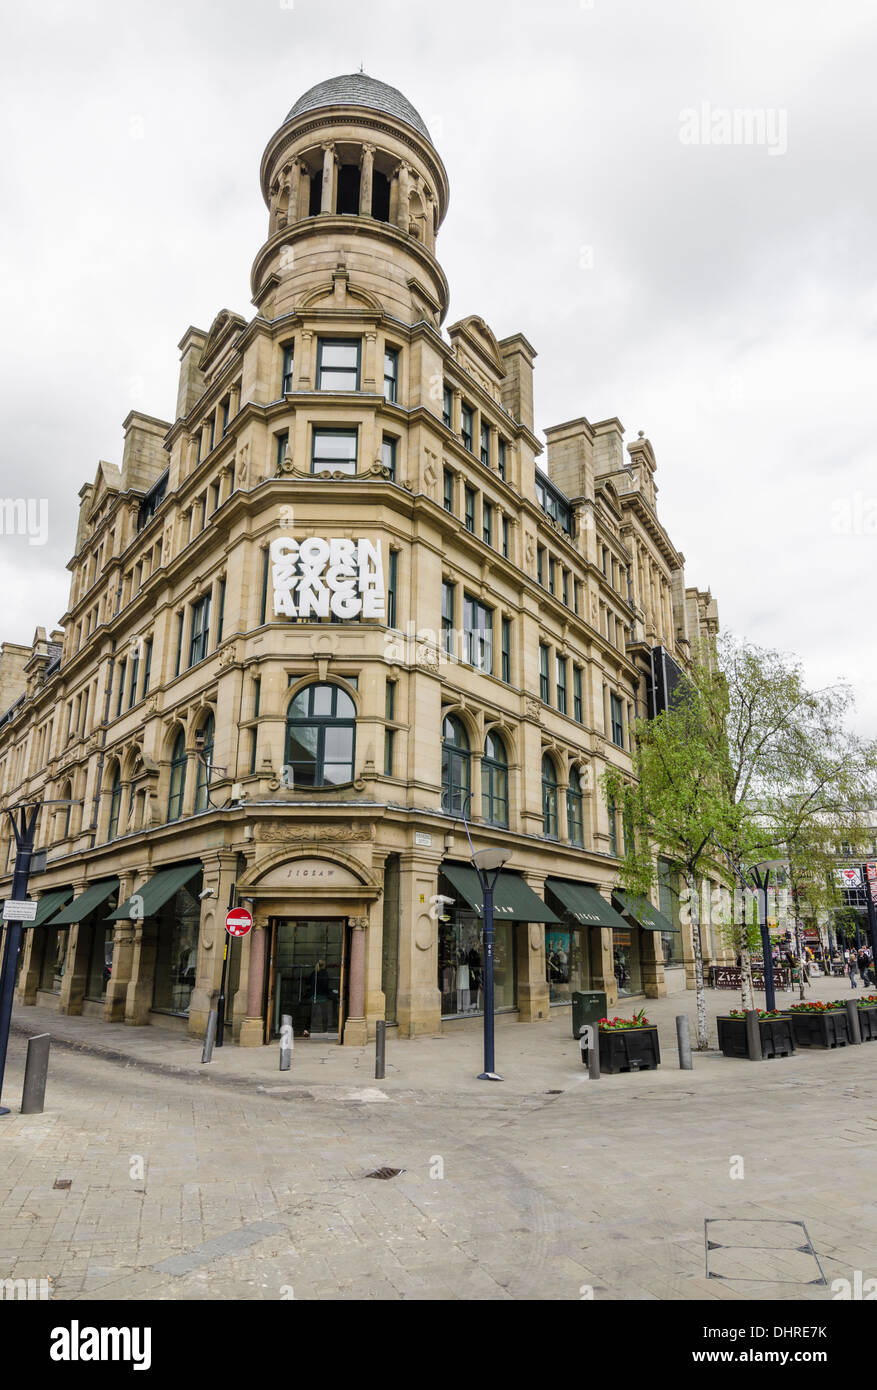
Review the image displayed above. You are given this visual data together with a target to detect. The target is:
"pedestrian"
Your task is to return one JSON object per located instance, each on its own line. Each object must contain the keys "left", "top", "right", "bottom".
{"left": 848, "top": 953, "right": 859, "bottom": 989}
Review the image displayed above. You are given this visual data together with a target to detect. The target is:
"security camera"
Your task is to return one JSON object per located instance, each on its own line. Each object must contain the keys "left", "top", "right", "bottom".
{"left": 435, "top": 894, "right": 456, "bottom": 906}
{"left": 198, "top": 888, "right": 215, "bottom": 900}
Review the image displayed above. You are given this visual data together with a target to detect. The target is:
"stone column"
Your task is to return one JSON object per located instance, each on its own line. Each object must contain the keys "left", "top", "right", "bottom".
{"left": 516, "top": 872, "right": 552, "bottom": 1023}
{"left": 188, "top": 851, "right": 239, "bottom": 1038}
{"left": 16, "top": 925, "right": 41, "bottom": 1006}
{"left": 285, "top": 158, "right": 299, "bottom": 226}
{"left": 57, "top": 882, "right": 89, "bottom": 1016}
{"left": 640, "top": 925, "right": 666, "bottom": 998}
{"left": 343, "top": 916, "right": 369, "bottom": 1046}
{"left": 238, "top": 919, "right": 268, "bottom": 1047}
{"left": 298, "top": 330, "right": 314, "bottom": 389}
{"left": 394, "top": 161, "right": 411, "bottom": 230}
{"left": 320, "top": 142, "right": 335, "bottom": 214}
{"left": 104, "top": 869, "right": 142, "bottom": 1021}
{"left": 125, "top": 917, "right": 159, "bottom": 1026}
{"left": 590, "top": 925, "right": 618, "bottom": 1008}
{"left": 363, "top": 331, "right": 377, "bottom": 392}
{"left": 359, "top": 144, "right": 375, "bottom": 215}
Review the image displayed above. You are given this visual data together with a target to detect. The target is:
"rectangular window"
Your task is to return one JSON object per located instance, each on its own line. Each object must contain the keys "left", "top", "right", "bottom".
{"left": 480, "top": 422, "right": 490, "bottom": 465}
{"left": 537, "top": 545, "right": 544, "bottom": 586}
{"left": 383, "top": 347, "right": 398, "bottom": 403}
{"left": 381, "top": 435, "right": 397, "bottom": 479}
{"left": 610, "top": 692, "right": 624, "bottom": 748}
{"left": 548, "top": 556, "right": 556, "bottom": 595}
{"left": 385, "top": 679, "right": 396, "bottom": 721}
{"left": 387, "top": 550, "right": 398, "bottom": 628}
{"left": 443, "top": 468, "right": 454, "bottom": 513}
{"left": 174, "top": 612, "right": 184, "bottom": 676}
{"left": 312, "top": 428, "right": 357, "bottom": 474}
{"left": 556, "top": 655, "right": 567, "bottom": 714}
{"left": 607, "top": 796, "right": 618, "bottom": 856}
{"left": 209, "top": 482, "right": 220, "bottom": 515}
{"left": 539, "top": 643, "right": 550, "bottom": 703}
{"left": 128, "top": 652, "right": 140, "bottom": 709}
{"left": 249, "top": 727, "right": 258, "bottom": 775}
{"left": 253, "top": 677, "right": 261, "bottom": 717}
{"left": 573, "top": 665, "right": 583, "bottom": 722}
{"left": 259, "top": 547, "right": 269, "bottom": 624}
{"left": 208, "top": 416, "right": 215, "bottom": 453}
{"left": 276, "top": 431, "right": 289, "bottom": 470}
{"left": 573, "top": 579, "right": 580, "bottom": 615}
{"left": 498, "top": 438, "right": 506, "bottom": 480}
{"left": 441, "top": 581, "right": 455, "bottom": 655}
{"left": 216, "top": 578, "right": 226, "bottom": 644}
{"left": 502, "top": 516, "right": 509, "bottom": 558}
{"left": 501, "top": 616, "right": 511, "bottom": 684}
{"left": 562, "top": 570, "right": 569, "bottom": 607}
{"left": 461, "top": 404, "right": 473, "bottom": 452}
{"left": 383, "top": 727, "right": 395, "bottom": 777}
{"left": 189, "top": 593, "right": 211, "bottom": 667}
{"left": 602, "top": 547, "right": 609, "bottom": 576}
{"left": 317, "top": 338, "right": 360, "bottom": 390}
{"left": 483, "top": 500, "right": 493, "bottom": 547}
{"left": 116, "top": 661, "right": 126, "bottom": 717}
{"left": 282, "top": 344, "right": 294, "bottom": 394}
{"left": 463, "top": 595, "right": 493, "bottom": 672}
{"left": 464, "top": 486, "right": 476, "bottom": 534}
{"left": 442, "top": 383, "right": 453, "bottom": 428}
{"left": 142, "top": 638, "right": 153, "bottom": 696}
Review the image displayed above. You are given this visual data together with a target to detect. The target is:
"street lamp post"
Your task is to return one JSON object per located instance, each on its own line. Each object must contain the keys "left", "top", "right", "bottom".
{"left": 471, "top": 847, "right": 511, "bottom": 1081}
{"left": 748, "top": 862, "right": 779, "bottom": 1013}
{"left": 0, "top": 802, "right": 41, "bottom": 1115}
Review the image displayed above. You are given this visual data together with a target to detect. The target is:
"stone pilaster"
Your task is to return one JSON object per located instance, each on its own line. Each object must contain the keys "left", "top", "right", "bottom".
{"left": 359, "top": 144, "right": 374, "bottom": 215}
{"left": 238, "top": 918, "right": 268, "bottom": 1047}
{"left": 342, "top": 915, "right": 368, "bottom": 1047}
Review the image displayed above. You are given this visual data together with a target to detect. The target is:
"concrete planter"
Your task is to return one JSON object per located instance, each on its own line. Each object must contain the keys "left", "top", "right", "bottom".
{"left": 598, "top": 1025, "right": 661, "bottom": 1074}
{"left": 788, "top": 1010, "right": 851, "bottom": 1049}
{"left": 716, "top": 1014, "right": 796, "bottom": 1060}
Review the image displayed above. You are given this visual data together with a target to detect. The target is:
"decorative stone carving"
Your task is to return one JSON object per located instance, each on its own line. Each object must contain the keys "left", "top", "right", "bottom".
{"left": 416, "top": 644, "right": 440, "bottom": 674}
{"left": 236, "top": 442, "right": 249, "bottom": 485}
{"left": 525, "top": 697, "right": 542, "bottom": 722}
{"left": 258, "top": 821, "right": 374, "bottom": 844}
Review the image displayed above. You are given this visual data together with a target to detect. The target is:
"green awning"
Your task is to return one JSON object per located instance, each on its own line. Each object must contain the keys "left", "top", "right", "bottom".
{"left": 545, "top": 879, "right": 629, "bottom": 930}
{"left": 107, "top": 862, "right": 202, "bottom": 921}
{"left": 28, "top": 887, "right": 75, "bottom": 928}
{"left": 612, "top": 889, "right": 673, "bottom": 933}
{"left": 52, "top": 878, "right": 119, "bottom": 925}
{"left": 440, "top": 863, "right": 559, "bottom": 923}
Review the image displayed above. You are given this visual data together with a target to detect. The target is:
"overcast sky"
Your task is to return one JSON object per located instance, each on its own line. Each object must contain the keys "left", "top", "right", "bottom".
{"left": 1, "top": 0, "right": 875, "bottom": 731}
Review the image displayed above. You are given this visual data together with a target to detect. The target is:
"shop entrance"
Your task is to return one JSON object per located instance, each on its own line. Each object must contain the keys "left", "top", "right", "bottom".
{"left": 269, "top": 919, "right": 346, "bottom": 1041}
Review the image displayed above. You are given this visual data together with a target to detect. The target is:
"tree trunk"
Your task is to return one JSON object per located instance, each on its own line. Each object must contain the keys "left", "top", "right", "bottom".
{"left": 687, "top": 870, "right": 709, "bottom": 1049}
{"left": 738, "top": 876, "right": 755, "bottom": 1010}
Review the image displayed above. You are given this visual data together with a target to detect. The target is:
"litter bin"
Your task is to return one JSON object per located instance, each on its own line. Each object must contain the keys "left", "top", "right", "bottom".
{"left": 571, "top": 990, "right": 607, "bottom": 1041}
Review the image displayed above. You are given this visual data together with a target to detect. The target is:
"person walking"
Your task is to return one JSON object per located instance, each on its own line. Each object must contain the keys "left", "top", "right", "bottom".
{"left": 848, "top": 951, "right": 859, "bottom": 989}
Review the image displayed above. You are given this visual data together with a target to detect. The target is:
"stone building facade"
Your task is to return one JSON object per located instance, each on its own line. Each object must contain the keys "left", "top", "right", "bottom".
{"left": 0, "top": 74, "right": 724, "bottom": 1046}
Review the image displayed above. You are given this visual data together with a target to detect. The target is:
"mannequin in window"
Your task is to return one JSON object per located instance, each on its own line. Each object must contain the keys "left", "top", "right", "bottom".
{"left": 456, "top": 947, "right": 470, "bottom": 1013}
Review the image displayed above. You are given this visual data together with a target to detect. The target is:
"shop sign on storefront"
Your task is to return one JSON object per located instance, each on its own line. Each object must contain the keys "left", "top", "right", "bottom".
{"left": 271, "top": 536, "right": 385, "bottom": 619}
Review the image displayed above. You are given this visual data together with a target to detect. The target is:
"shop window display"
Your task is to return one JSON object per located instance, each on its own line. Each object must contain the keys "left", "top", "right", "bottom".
{"left": 544, "top": 927, "right": 590, "bottom": 1003}
{"left": 612, "top": 929, "right": 642, "bottom": 996}
{"left": 152, "top": 877, "right": 202, "bottom": 1016}
{"left": 437, "top": 907, "right": 516, "bottom": 1017}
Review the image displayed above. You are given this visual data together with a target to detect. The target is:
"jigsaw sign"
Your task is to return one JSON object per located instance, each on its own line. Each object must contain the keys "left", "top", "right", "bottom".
{"left": 270, "top": 536, "right": 385, "bottom": 620}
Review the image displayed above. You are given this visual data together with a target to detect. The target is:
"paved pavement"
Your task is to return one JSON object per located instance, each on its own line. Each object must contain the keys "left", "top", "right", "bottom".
{"left": 1, "top": 973, "right": 875, "bottom": 1301}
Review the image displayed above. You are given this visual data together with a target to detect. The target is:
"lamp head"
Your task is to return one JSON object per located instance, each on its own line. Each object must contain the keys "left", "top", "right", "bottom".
{"left": 471, "top": 847, "right": 512, "bottom": 874}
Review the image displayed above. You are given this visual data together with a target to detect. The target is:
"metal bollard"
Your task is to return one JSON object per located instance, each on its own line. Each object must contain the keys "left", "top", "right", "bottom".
{"left": 280, "top": 1014, "right": 293, "bottom": 1071}
{"left": 845, "top": 999, "right": 862, "bottom": 1045}
{"left": 579, "top": 1024, "right": 600, "bottom": 1079}
{"left": 20, "top": 1033, "right": 50, "bottom": 1115}
{"left": 201, "top": 1009, "right": 218, "bottom": 1064}
{"left": 676, "top": 1014, "right": 693, "bottom": 1070}
{"left": 744, "top": 1008, "right": 762, "bottom": 1061}
{"left": 375, "top": 1020, "right": 386, "bottom": 1079}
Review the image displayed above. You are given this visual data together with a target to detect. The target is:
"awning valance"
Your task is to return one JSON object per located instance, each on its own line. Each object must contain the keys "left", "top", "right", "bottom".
{"left": 52, "top": 879, "right": 119, "bottom": 925}
{"left": 440, "top": 863, "right": 559, "bottom": 923}
{"left": 107, "top": 862, "right": 202, "bottom": 921}
{"left": 612, "top": 889, "right": 673, "bottom": 933}
{"left": 545, "top": 879, "right": 629, "bottom": 930}
{"left": 28, "top": 888, "right": 75, "bottom": 928}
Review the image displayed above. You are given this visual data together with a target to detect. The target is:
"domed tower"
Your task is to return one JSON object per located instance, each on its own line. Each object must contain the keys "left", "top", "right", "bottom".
{"left": 253, "top": 73, "right": 450, "bottom": 327}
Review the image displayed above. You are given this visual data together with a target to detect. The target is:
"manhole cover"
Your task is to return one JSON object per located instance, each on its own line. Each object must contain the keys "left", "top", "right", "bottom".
{"left": 364, "top": 1167, "right": 404, "bottom": 1180}
{"left": 53, "top": 1179, "right": 72, "bottom": 1190}
{"left": 705, "top": 1219, "right": 825, "bottom": 1285}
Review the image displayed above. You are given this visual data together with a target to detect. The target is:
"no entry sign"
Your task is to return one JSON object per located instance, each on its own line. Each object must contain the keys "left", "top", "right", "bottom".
{"left": 225, "top": 907, "right": 253, "bottom": 937}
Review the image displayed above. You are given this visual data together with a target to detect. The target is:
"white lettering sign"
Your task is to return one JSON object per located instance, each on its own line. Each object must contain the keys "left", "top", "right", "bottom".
{"left": 271, "top": 537, "right": 385, "bottom": 620}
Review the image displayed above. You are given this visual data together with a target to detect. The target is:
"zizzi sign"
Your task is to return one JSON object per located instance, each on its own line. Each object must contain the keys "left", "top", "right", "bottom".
{"left": 271, "top": 537, "right": 385, "bottom": 620}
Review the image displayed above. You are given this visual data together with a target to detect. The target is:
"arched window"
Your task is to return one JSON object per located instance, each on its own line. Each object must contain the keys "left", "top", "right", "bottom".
{"left": 285, "top": 683, "right": 356, "bottom": 788}
{"left": 442, "top": 715, "right": 470, "bottom": 815}
{"left": 567, "top": 766, "right": 584, "bottom": 847}
{"left": 107, "top": 765, "right": 123, "bottom": 841}
{"left": 195, "top": 713, "right": 215, "bottom": 813}
{"left": 167, "top": 730, "right": 187, "bottom": 821}
{"left": 481, "top": 731, "right": 508, "bottom": 827}
{"left": 542, "top": 755, "right": 559, "bottom": 838}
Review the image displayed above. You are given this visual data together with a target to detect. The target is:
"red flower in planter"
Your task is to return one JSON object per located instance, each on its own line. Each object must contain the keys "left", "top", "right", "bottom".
{"left": 599, "top": 1009, "right": 650, "bottom": 1031}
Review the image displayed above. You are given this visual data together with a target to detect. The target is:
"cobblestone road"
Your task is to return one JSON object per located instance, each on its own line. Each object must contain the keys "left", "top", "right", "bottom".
{"left": 2, "top": 985, "right": 876, "bottom": 1301}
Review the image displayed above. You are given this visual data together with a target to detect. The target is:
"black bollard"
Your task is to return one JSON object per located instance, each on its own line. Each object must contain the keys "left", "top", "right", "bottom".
{"left": 375, "top": 1020, "right": 386, "bottom": 1079}
{"left": 20, "top": 1033, "right": 50, "bottom": 1114}
{"left": 201, "top": 1009, "right": 217, "bottom": 1064}
{"left": 745, "top": 1008, "right": 762, "bottom": 1061}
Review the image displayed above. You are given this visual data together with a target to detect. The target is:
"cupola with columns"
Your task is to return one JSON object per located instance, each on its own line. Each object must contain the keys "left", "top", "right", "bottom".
{"left": 253, "top": 72, "right": 451, "bottom": 327}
